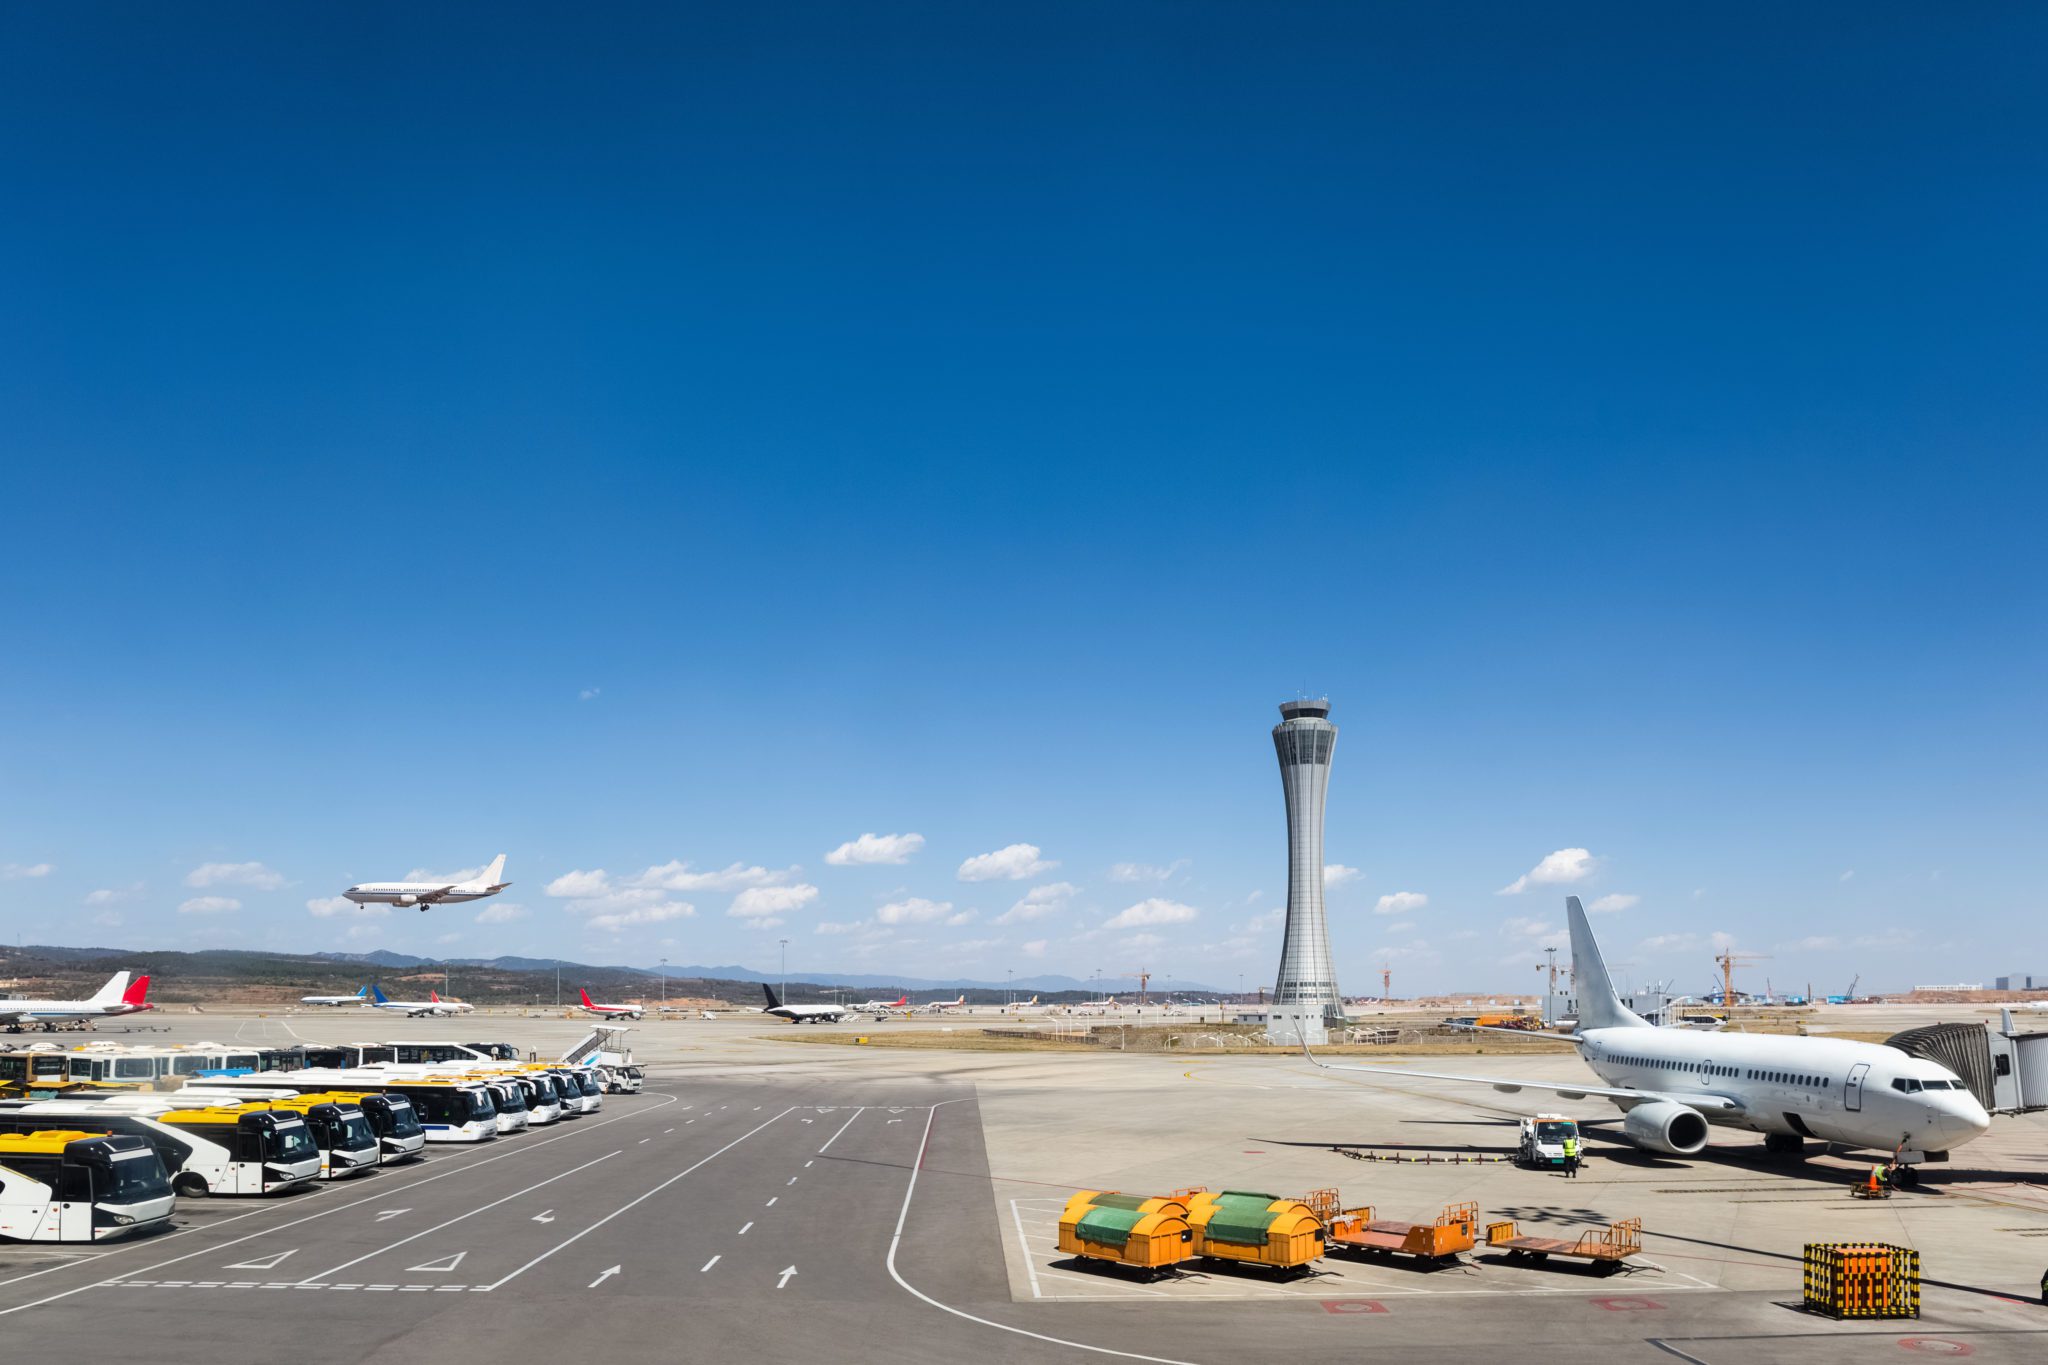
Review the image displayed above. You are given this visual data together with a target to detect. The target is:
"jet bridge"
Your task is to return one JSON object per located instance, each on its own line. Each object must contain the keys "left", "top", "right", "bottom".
{"left": 1884, "top": 1011, "right": 2048, "bottom": 1115}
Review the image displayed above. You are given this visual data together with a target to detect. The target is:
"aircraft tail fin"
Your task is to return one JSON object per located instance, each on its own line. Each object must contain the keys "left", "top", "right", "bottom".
{"left": 89, "top": 972, "right": 132, "bottom": 1006}
{"left": 371, "top": 984, "right": 390, "bottom": 1005}
{"left": 580, "top": 988, "right": 594, "bottom": 1008}
{"left": 355, "top": 985, "right": 368, "bottom": 999}
{"left": 121, "top": 974, "right": 152, "bottom": 1007}
{"left": 478, "top": 853, "right": 508, "bottom": 886}
{"left": 761, "top": 982, "right": 783, "bottom": 1009}
{"left": 430, "top": 990, "right": 440, "bottom": 1002}
{"left": 1568, "top": 896, "right": 1652, "bottom": 1030}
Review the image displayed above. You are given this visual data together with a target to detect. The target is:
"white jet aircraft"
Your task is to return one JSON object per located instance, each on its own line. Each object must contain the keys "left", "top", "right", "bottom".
{"left": 577, "top": 988, "right": 645, "bottom": 1020}
{"left": 300, "top": 985, "right": 368, "bottom": 1007}
{"left": 920, "top": 995, "right": 968, "bottom": 1013}
{"left": 368, "top": 985, "right": 474, "bottom": 1017}
{"left": 342, "top": 854, "right": 511, "bottom": 911}
{"left": 851, "top": 994, "right": 909, "bottom": 1016}
{"left": 0, "top": 972, "right": 154, "bottom": 1031}
{"left": 1303, "top": 896, "right": 1991, "bottom": 1187}
{"left": 759, "top": 983, "right": 847, "bottom": 1024}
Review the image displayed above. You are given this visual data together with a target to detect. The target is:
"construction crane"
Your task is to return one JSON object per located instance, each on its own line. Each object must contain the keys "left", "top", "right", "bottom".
{"left": 1381, "top": 964, "right": 1391, "bottom": 999}
{"left": 1713, "top": 949, "right": 1770, "bottom": 1006}
{"left": 1125, "top": 969, "right": 1152, "bottom": 1007}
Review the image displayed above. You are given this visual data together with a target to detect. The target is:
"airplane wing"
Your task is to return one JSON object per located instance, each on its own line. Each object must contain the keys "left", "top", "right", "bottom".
{"left": 0, "top": 1007, "right": 26, "bottom": 1025}
{"left": 1300, "top": 1046, "right": 1746, "bottom": 1113}
{"left": 413, "top": 884, "right": 461, "bottom": 904}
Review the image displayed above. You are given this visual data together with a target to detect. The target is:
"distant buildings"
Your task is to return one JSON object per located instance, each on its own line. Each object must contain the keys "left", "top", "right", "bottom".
{"left": 1996, "top": 974, "right": 2045, "bottom": 991}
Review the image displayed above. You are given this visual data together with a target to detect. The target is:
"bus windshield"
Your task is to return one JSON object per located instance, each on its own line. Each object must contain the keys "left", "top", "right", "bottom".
{"left": 95, "top": 1151, "right": 173, "bottom": 1204}
{"left": 377, "top": 1097, "right": 424, "bottom": 1137}
{"left": 338, "top": 1113, "right": 376, "bottom": 1149}
{"left": 267, "top": 1119, "right": 317, "bottom": 1163}
{"left": 494, "top": 1086, "right": 527, "bottom": 1112}
{"left": 465, "top": 1090, "right": 497, "bottom": 1121}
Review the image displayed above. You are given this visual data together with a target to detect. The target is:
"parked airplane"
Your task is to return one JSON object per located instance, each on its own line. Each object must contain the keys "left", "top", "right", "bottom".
{"left": 851, "top": 994, "right": 909, "bottom": 1015}
{"left": 921, "top": 995, "right": 968, "bottom": 1013}
{"left": 1304, "top": 897, "right": 1991, "bottom": 1187}
{"left": 0, "top": 972, "right": 154, "bottom": 1031}
{"left": 368, "top": 985, "right": 473, "bottom": 1017}
{"left": 1006, "top": 994, "right": 1040, "bottom": 1013}
{"left": 760, "top": 983, "right": 847, "bottom": 1025}
{"left": 342, "top": 854, "right": 511, "bottom": 911}
{"left": 300, "top": 985, "right": 369, "bottom": 1008}
{"left": 577, "top": 988, "right": 645, "bottom": 1020}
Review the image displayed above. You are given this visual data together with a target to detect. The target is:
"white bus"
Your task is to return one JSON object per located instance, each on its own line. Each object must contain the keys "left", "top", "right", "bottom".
{"left": 179, "top": 1080, "right": 429, "bottom": 1163}
{"left": 186, "top": 1069, "right": 502, "bottom": 1143}
{"left": 63, "top": 1046, "right": 266, "bottom": 1087}
{"left": 0, "top": 1098, "right": 321, "bottom": 1196}
{"left": 0, "top": 1130, "right": 175, "bottom": 1242}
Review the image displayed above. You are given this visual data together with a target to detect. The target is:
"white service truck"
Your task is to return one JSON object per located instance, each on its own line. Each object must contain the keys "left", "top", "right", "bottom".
{"left": 1517, "top": 1113, "right": 1579, "bottom": 1168}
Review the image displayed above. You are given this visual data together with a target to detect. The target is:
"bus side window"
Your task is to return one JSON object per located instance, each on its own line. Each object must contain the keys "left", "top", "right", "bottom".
{"left": 234, "top": 1126, "right": 265, "bottom": 1164}
{"left": 57, "top": 1166, "right": 92, "bottom": 1203}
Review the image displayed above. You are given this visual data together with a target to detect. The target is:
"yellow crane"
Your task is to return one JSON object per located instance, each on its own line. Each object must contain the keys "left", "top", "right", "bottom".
{"left": 1714, "top": 949, "right": 1770, "bottom": 1006}
{"left": 1124, "top": 969, "right": 1152, "bottom": 1007}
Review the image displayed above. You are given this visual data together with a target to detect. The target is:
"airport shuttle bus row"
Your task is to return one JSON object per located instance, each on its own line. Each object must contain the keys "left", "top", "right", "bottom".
{"left": 0, "top": 1130, "right": 176, "bottom": 1242}
{"left": 0, "top": 1098, "right": 323, "bottom": 1197}
{"left": 183, "top": 1064, "right": 602, "bottom": 1142}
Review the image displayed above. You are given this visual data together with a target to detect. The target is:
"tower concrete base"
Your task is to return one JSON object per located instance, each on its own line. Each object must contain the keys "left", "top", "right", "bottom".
{"left": 1263, "top": 1006, "right": 1330, "bottom": 1047}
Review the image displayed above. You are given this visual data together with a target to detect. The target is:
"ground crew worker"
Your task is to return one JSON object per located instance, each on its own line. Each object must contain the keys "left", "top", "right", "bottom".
{"left": 1878, "top": 1162, "right": 1891, "bottom": 1191}
{"left": 1562, "top": 1134, "right": 1580, "bottom": 1178}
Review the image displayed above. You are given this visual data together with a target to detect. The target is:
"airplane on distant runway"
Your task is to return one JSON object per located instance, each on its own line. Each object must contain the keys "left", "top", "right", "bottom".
{"left": 577, "top": 987, "right": 645, "bottom": 1020}
{"left": 342, "top": 854, "right": 512, "bottom": 911}
{"left": 920, "top": 995, "right": 968, "bottom": 1013}
{"left": 369, "top": 985, "right": 474, "bottom": 1017}
{"left": 1303, "top": 896, "right": 1992, "bottom": 1187}
{"left": 301, "top": 985, "right": 369, "bottom": 1007}
{"left": 760, "top": 983, "right": 847, "bottom": 1025}
{"left": 1005, "top": 994, "right": 1040, "bottom": 1013}
{"left": 0, "top": 972, "right": 154, "bottom": 1031}
{"left": 851, "top": 994, "right": 909, "bottom": 1016}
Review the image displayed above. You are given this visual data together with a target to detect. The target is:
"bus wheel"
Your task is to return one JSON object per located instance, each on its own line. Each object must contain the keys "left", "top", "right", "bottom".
{"left": 173, "top": 1174, "right": 210, "bottom": 1198}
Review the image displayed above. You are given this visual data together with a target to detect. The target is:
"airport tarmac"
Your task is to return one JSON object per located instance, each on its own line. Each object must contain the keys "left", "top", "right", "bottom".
{"left": 2, "top": 1010, "right": 2044, "bottom": 1362}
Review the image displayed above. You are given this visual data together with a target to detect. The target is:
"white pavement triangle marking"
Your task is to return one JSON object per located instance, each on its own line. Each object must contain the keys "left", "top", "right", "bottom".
{"left": 589, "top": 1266, "right": 621, "bottom": 1289}
{"left": 407, "top": 1253, "right": 466, "bottom": 1273}
{"left": 224, "top": 1250, "right": 296, "bottom": 1271}
{"left": 375, "top": 1209, "right": 410, "bottom": 1222}
{"left": 777, "top": 1266, "right": 797, "bottom": 1289}
{"left": 532, "top": 1210, "right": 556, "bottom": 1224}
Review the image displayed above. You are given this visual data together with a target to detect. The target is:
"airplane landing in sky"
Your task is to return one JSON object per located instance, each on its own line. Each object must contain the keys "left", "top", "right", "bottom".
{"left": 343, "top": 854, "right": 511, "bottom": 910}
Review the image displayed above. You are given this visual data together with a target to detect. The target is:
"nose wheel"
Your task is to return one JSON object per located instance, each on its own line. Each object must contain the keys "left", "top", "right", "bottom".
{"left": 1891, "top": 1164, "right": 1919, "bottom": 1189}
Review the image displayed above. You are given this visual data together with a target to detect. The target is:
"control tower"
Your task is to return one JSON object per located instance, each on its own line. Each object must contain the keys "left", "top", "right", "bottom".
{"left": 1266, "top": 698, "right": 1343, "bottom": 1045}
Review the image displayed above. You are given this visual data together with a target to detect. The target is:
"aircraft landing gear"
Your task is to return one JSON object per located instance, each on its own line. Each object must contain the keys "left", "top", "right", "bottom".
{"left": 1892, "top": 1165, "right": 1919, "bottom": 1190}
{"left": 1764, "top": 1133, "right": 1806, "bottom": 1157}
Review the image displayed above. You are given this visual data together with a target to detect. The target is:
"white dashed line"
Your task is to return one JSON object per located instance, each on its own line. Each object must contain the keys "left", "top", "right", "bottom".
{"left": 701, "top": 1256, "right": 721, "bottom": 1272}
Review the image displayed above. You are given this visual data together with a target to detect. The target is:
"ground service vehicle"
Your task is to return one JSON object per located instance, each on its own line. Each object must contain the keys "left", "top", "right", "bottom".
{"left": 474, "top": 1078, "right": 530, "bottom": 1134}
{"left": 1518, "top": 1114, "right": 1579, "bottom": 1167}
{"left": 545, "top": 1068, "right": 602, "bottom": 1114}
{"left": 1, "top": 1051, "right": 84, "bottom": 1098}
{"left": 177, "top": 1079, "right": 432, "bottom": 1162}
{"left": 0, "top": 1131, "right": 175, "bottom": 1241}
{"left": 0, "top": 1098, "right": 321, "bottom": 1195}
{"left": 197, "top": 1070, "right": 501, "bottom": 1143}
{"left": 272, "top": 1095, "right": 382, "bottom": 1178}
{"left": 63, "top": 1047, "right": 266, "bottom": 1087}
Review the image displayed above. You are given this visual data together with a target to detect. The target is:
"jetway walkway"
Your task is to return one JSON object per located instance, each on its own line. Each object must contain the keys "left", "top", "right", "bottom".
{"left": 1886, "top": 1012, "right": 2048, "bottom": 1116}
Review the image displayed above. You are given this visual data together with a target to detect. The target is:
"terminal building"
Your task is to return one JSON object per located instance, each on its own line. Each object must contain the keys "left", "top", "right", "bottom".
{"left": 1265, "top": 699, "right": 1345, "bottom": 1045}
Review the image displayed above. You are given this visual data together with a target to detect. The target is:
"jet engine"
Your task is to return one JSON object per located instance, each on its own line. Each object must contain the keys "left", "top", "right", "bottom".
{"left": 396, "top": 895, "right": 418, "bottom": 906}
{"left": 1621, "top": 1100, "right": 1710, "bottom": 1155}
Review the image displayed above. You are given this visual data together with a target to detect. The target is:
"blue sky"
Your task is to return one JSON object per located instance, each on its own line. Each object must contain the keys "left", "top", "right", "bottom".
{"left": 2, "top": 4, "right": 2043, "bottom": 995}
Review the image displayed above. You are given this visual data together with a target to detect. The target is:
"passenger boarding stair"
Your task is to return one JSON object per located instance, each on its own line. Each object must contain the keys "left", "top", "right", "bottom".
{"left": 562, "top": 1025, "right": 631, "bottom": 1068}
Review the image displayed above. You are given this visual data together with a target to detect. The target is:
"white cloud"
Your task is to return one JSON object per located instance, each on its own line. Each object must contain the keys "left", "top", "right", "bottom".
{"left": 944, "top": 910, "right": 979, "bottom": 926}
{"left": 1587, "top": 893, "right": 1639, "bottom": 914}
{"left": 186, "top": 861, "right": 284, "bottom": 891}
{"left": 178, "top": 895, "right": 241, "bottom": 915}
{"left": 729, "top": 884, "right": 820, "bottom": 919}
{"left": 1119, "top": 932, "right": 1165, "bottom": 950}
{"left": 1236, "top": 906, "right": 1285, "bottom": 934}
{"left": 743, "top": 917, "right": 786, "bottom": 930}
{"left": 1710, "top": 930, "right": 1737, "bottom": 954}
{"left": 996, "top": 882, "right": 1078, "bottom": 925}
{"left": 1500, "top": 916, "right": 1567, "bottom": 950}
{"left": 814, "top": 920, "right": 868, "bottom": 935}
{"left": 306, "top": 895, "right": 387, "bottom": 920}
{"left": 824, "top": 832, "right": 925, "bottom": 866}
{"left": 1497, "top": 848, "right": 1599, "bottom": 895}
{"left": 84, "top": 883, "right": 144, "bottom": 906}
{"left": 876, "top": 897, "right": 955, "bottom": 925}
{"left": 1107, "top": 860, "right": 1187, "bottom": 883}
{"left": 578, "top": 687, "right": 601, "bottom": 701}
{"left": 1782, "top": 935, "right": 1840, "bottom": 951}
{"left": 1324, "top": 864, "right": 1361, "bottom": 888}
{"left": 1, "top": 862, "right": 53, "bottom": 879}
{"left": 1374, "top": 891, "right": 1428, "bottom": 916}
{"left": 474, "top": 902, "right": 529, "bottom": 924}
{"left": 1022, "top": 938, "right": 1048, "bottom": 958}
{"left": 586, "top": 902, "right": 692, "bottom": 933}
{"left": 1105, "top": 898, "right": 1199, "bottom": 930}
{"left": 633, "top": 861, "right": 797, "bottom": 892}
{"left": 957, "top": 843, "right": 1057, "bottom": 882}
{"left": 1839, "top": 870, "right": 1855, "bottom": 882}
{"left": 546, "top": 868, "right": 612, "bottom": 898}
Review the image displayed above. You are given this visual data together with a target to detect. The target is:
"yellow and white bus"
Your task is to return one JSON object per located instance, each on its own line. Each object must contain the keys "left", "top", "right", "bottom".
{"left": 1, "top": 1050, "right": 87, "bottom": 1099}
{"left": 0, "top": 1130, "right": 175, "bottom": 1242}
{"left": 176, "top": 1079, "right": 429, "bottom": 1162}
{"left": 183, "top": 1070, "right": 500, "bottom": 1144}
{"left": 0, "top": 1097, "right": 322, "bottom": 1196}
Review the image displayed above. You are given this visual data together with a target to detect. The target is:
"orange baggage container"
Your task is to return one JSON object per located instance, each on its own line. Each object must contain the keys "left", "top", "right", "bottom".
{"left": 1057, "top": 1197, "right": 1195, "bottom": 1273}
{"left": 1185, "top": 1190, "right": 1325, "bottom": 1272}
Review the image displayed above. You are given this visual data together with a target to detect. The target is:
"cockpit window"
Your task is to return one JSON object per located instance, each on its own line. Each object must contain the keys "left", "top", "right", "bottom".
{"left": 1891, "top": 1078, "right": 1923, "bottom": 1093}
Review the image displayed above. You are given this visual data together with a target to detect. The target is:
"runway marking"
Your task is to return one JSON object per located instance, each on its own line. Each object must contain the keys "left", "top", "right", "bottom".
{"left": 701, "top": 1256, "right": 721, "bottom": 1272}
{"left": 777, "top": 1265, "right": 797, "bottom": 1289}
{"left": 479, "top": 1107, "right": 797, "bottom": 1292}
{"left": 0, "top": 1092, "right": 685, "bottom": 1319}
{"left": 407, "top": 1252, "right": 465, "bottom": 1273}
{"left": 766, "top": 1197, "right": 778, "bottom": 1207}
{"left": 739, "top": 1222, "right": 754, "bottom": 1235}
{"left": 819, "top": 1107, "right": 866, "bottom": 1152}
{"left": 589, "top": 1266, "right": 621, "bottom": 1289}
{"left": 804, "top": 1159, "right": 814, "bottom": 1168}
{"left": 787, "top": 1176, "right": 799, "bottom": 1185}
{"left": 294, "top": 1150, "right": 622, "bottom": 1283}
{"left": 375, "top": 1209, "right": 411, "bottom": 1222}
{"left": 224, "top": 1249, "right": 296, "bottom": 1271}
{"left": 886, "top": 1099, "right": 1214, "bottom": 1364}
{"left": 1009, "top": 1199, "right": 1046, "bottom": 1299}
{"left": 533, "top": 1210, "right": 556, "bottom": 1223}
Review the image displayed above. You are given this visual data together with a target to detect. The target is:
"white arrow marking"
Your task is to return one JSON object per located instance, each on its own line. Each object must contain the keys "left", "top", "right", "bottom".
{"left": 588, "top": 1265, "right": 621, "bottom": 1289}
{"left": 777, "top": 1265, "right": 797, "bottom": 1289}
{"left": 532, "top": 1210, "right": 556, "bottom": 1224}
{"left": 800, "top": 1118, "right": 814, "bottom": 1125}
{"left": 375, "top": 1209, "right": 411, "bottom": 1222}
{"left": 225, "top": 1249, "right": 297, "bottom": 1271}
{"left": 407, "top": 1252, "right": 466, "bottom": 1273}
{"left": 887, "top": 1119, "right": 903, "bottom": 1124}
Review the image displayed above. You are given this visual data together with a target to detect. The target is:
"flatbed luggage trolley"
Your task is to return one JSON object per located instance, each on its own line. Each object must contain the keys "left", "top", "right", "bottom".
{"left": 1484, "top": 1217, "right": 1642, "bottom": 1273}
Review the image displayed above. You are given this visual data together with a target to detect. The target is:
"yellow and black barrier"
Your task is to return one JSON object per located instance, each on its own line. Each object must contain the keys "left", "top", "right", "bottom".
{"left": 1803, "top": 1242, "right": 1920, "bottom": 1319}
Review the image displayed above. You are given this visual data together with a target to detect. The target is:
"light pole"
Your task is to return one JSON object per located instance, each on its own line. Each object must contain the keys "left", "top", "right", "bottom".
{"left": 1006, "top": 968, "right": 1013, "bottom": 1010}
{"left": 780, "top": 938, "right": 790, "bottom": 1003}
{"left": 660, "top": 957, "right": 668, "bottom": 1011}
{"left": 554, "top": 964, "right": 560, "bottom": 1009}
